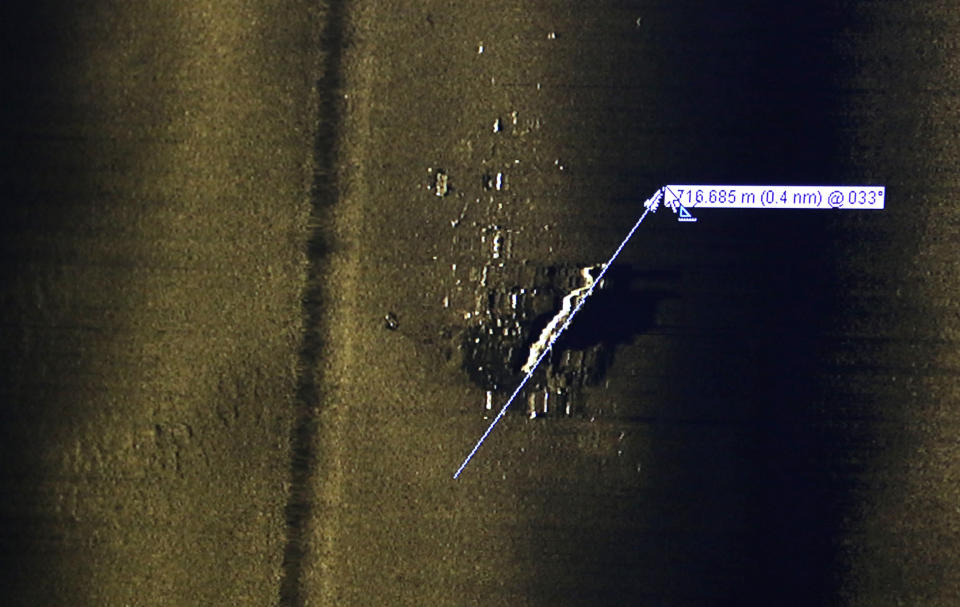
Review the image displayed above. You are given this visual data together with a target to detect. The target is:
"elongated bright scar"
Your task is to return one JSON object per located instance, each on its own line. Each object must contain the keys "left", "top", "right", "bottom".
{"left": 520, "top": 264, "right": 602, "bottom": 376}
{"left": 453, "top": 187, "right": 663, "bottom": 479}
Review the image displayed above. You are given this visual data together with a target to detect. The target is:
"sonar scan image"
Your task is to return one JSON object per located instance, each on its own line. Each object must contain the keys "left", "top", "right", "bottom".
{"left": 1, "top": 2, "right": 958, "bottom": 606}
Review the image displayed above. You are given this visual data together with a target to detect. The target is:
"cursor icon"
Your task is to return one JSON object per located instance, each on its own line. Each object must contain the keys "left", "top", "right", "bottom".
{"left": 661, "top": 186, "right": 697, "bottom": 222}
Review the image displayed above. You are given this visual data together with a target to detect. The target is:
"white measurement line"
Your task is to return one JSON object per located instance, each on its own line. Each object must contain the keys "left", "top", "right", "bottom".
{"left": 453, "top": 187, "right": 664, "bottom": 479}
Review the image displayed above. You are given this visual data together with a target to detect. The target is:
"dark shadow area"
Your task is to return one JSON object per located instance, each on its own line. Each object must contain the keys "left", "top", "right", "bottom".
{"left": 651, "top": 4, "right": 859, "bottom": 602}
{"left": 0, "top": 2, "right": 84, "bottom": 603}
{"left": 553, "top": 266, "right": 680, "bottom": 352}
{"left": 528, "top": 2, "right": 869, "bottom": 605}
{"left": 640, "top": 3, "right": 858, "bottom": 604}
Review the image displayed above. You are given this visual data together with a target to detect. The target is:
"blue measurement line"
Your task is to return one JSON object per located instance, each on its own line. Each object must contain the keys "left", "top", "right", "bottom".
{"left": 453, "top": 188, "right": 663, "bottom": 479}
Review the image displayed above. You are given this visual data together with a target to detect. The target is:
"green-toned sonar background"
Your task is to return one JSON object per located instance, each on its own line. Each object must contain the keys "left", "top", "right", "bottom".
{"left": 2, "top": 1, "right": 959, "bottom": 606}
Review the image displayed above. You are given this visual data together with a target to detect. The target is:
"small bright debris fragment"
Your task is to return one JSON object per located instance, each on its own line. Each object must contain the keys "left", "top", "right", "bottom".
{"left": 434, "top": 170, "right": 449, "bottom": 197}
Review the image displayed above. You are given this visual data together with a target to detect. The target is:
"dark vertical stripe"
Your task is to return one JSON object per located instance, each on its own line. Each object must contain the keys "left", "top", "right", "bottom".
{"left": 278, "top": 2, "right": 347, "bottom": 605}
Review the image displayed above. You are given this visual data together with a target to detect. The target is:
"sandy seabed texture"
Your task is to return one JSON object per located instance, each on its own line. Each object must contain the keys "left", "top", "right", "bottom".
{"left": 2, "top": 2, "right": 960, "bottom": 606}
